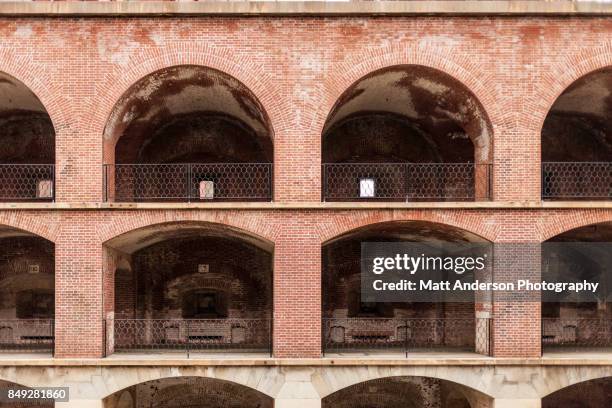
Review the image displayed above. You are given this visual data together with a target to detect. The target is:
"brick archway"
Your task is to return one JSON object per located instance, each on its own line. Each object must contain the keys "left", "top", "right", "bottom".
{"left": 0, "top": 49, "right": 68, "bottom": 132}
{"left": 532, "top": 44, "right": 612, "bottom": 136}
{"left": 92, "top": 43, "right": 285, "bottom": 142}
{"left": 314, "top": 44, "right": 499, "bottom": 145}
{"left": 538, "top": 210, "right": 612, "bottom": 242}
{"left": 318, "top": 211, "right": 496, "bottom": 244}
{"left": 0, "top": 213, "right": 58, "bottom": 243}
{"left": 98, "top": 212, "right": 278, "bottom": 246}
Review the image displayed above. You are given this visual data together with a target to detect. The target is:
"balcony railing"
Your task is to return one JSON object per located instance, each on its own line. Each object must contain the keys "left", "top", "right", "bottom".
{"left": 0, "top": 319, "right": 54, "bottom": 353}
{"left": 542, "top": 318, "right": 612, "bottom": 349}
{"left": 322, "top": 163, "right": 492, "bottom": 201}
{"left": 0, "top": 164, "right": 54, "bottom": 201}
{"left": 542, "top": 162, "right": 612, "bottom": 200}
{"left": 107, "top": 318, "right": 272, "bottom": 356}
{"left": 322, "top": 317, "right": 491, "bottom": 356}
{"left": 103, "top": 163, "right": 273, "bottom": 202}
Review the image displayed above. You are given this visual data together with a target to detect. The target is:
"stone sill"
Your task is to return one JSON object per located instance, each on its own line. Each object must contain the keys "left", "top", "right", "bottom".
{"left": 2, "top": 201, "right": 612, "bottom": 210}
{"left": 0, "top": 1, "right": 611, "bottom": 17}
{"left": 0, "top": 356, "right": 611, "bottom": 367}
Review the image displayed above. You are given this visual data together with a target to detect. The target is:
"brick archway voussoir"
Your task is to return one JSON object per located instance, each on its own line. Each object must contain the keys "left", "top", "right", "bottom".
{"left": 318, "top": 211, "right": 496, "bottom": 244}
{"left": 98, "top": 211, "right": 278, "bottom": 246}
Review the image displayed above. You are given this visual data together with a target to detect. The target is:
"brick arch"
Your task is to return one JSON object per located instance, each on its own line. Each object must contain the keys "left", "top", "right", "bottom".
{"left": 0, "top": 213, "right": 58, "bottom": 243}
{"left": 532, "top": 44, "right": 612, "bottom": 135}
{"left": 91, "top": 43, "right": 285, "bottom": 143}
{"left": 538, "top": 210, "right": 612, "bottom": 242}
{"left": 313, "top": 44, "right": 498, "bottom": 147}
{"left": 98, "top": 367, "right": 281, "bottom": 399}
{"left": 0, "top": 48, "right": 69, "bottom": 132}
{"left": 318, "top": 211, "right": 497, "bottom": 244}
{"left": 316, "top": 368, "right": 494, "bottom": 399}
{"left": 98, "top": 211, "right": 278, "bottom": 246}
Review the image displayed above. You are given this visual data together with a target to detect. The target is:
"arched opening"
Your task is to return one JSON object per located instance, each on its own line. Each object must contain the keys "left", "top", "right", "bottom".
{"left": 0, "top": 72, "right": 55, "bottom": 202}
{"left": 103, "top": 376, "right": 273, "bottom": 408}
{"left": 542, "top": 377, "right": 612, "bottom": 407}
{"left": 321, "top": 65, "right": 493, "bottom": 202}
{"left": 322, "top": 221, "right": 492, "bottom": 356}
{"left": 103, "top": 65, "right": 274, "bottom": 202}
{"left": 323, "top": 377, "right": 492, "bottom": 408}
{"left": 0, "top": 379, "right": 54, "bottom": 407}
{"left": 542, "top": 223, "right": 612, "bottom": 354}
{"left": 104, "top": 222, "right": 272, "bottom": 356}
{"left": 0, "top": 226, "right": 54, "bottom": 355}
{"left": 542, "top": 68, "right": 612, "bottom": 200}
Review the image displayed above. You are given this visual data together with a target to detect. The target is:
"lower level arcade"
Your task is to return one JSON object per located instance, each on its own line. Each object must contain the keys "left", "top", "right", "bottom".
{"left": 0, "top": 365, "right": 609, "bottom": 408}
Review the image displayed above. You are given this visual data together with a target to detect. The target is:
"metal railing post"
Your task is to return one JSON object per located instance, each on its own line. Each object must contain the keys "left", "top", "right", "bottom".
{"left": 269, "top": 318, "right": 273, "bottom": 357}
{"left": 322, "top": 164, "right": 327, "bottom": 202}
{"left": 404, "top": 319, "right": 409, "bottom": 358}
{"left": 186, "top": 164, "right": 192, "bottom": 202}
{"left": 186, "top": 320, "right": 190, "bottom": 359}
{"left": 268, "top": 163, "right": 273, "bottom": 201}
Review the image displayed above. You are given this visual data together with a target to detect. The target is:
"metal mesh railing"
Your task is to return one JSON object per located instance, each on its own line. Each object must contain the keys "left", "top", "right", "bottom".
{"left": 0, "top": 165, "right": 54, "bottom": 201}
{"left": 104, "top": 163, "right": 273, "bottom": 202}
{"left": 322, "top": 317, "right": 490, "bottom": 356}
{"left": 0, "top": 319, "right": 54, "bottom": 353}
{"left": 322, "top": 163, "right": 491, "bottom": 201}
{"left": 542, "top": 162, "right": 612, "bottom": 200}
{"left": 109, "top": 318, "right": 272, "bottom": 355}
{"left": 542, "top": 318, "right": 612, "bottom": 348}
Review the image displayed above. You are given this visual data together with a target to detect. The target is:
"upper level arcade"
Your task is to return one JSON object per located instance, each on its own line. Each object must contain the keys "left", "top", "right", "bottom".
{"left": 0, "top": 72, "right": 55, "bottom": 202}
{"left": 322, "top": 65, "right": 493, "bottom": 202}
{"left": 542, "top": 68, "right": 612, "bottom": 200}
{"left": 103, "top": 66, "right": 273, "bottom": 203}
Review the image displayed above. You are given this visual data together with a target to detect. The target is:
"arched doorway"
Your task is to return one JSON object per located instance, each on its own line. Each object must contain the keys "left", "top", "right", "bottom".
{"left": 103, "top": 65, "right": 274, "bottom": 202}
{"left": 542, "top": 223, "right": 612, "bottom": 353}
{"left": 0, "top": 226, "right": 54, "bottom": 355}
{"left": 542, "top": 68, "right": 612, "bottom": 200}
{"left": 104, "top": 222, "right": 273, "bottom": 357}
{"left": 322, "top": 221, "right": 492, "bottom": 356}
{"left": 0, "top": 72, "right": 55, "bottom": 202}
{"left": 321, "top": 65, "right": 493, "bottom": 202}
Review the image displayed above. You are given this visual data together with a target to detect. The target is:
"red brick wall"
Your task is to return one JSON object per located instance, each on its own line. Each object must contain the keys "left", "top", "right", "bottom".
{"left": 0, "top": 16, "right": 611, "bottom": 358}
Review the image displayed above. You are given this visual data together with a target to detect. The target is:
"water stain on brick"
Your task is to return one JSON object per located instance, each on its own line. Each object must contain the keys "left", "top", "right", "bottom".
{"left": 104, "top": 65, "right": 273, "bottom": 164}
{"left": 323, "top": 65, "right": 492, "bottom": 164}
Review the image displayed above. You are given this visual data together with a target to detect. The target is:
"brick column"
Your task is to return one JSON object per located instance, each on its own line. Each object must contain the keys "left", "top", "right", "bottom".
{"left": 273, "top": 216, "right": 321, "bottom": 358}
{"left": 54, "top": 214, "right": 104, "bottom": 358}
{"left": 491, "top": 242, "right": 541, "bottom": 357}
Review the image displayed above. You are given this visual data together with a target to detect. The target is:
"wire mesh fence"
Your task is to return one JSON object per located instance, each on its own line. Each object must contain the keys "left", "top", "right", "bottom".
{"left": 542, "top": 318, "right": 612, "bottom": 349}
{"left": 0, "top": 165, "right": 54, "bottom": 201}
{"left": 542, "top": 162, "right": 612, "bottom": 200}
{"left": 108, "top": 318, "right": 272, "bottom": 356}
{"left": 322, "top": 163, "right": 491, "bottom": 201}
{"left": 104, "top": 163, "right": 273, "bottom": 202}
{"left": 322, "top": 317, "right": 490, "bottom": 356}
{"left": 0, "top": 319, "right": 54, "bottom": 353}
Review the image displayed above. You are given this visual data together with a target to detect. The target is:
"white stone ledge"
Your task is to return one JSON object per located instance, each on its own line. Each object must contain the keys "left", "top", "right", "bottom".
{"left": 2, "top": 201, "right": 612, "bottom": 210}
{"left": 0, "top": 1, "right": 611, "bottom": 17}
{"left": 0, "top": 356, "right": 611, "bottom": 367}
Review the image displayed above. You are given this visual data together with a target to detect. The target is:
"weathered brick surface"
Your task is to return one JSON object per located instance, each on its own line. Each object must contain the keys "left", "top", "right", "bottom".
{"left": 0, "top": 16, "right": 611, "bottom": 358}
